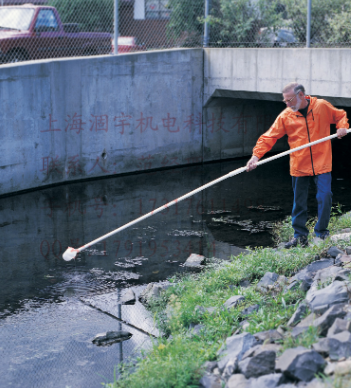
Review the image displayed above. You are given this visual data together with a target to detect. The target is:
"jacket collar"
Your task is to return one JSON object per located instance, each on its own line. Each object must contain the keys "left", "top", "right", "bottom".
{"left": 285, "top": 95, "right": 315, "bottom": 118}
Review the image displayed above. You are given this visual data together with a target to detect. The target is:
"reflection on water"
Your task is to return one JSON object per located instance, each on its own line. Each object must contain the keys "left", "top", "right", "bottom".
{"left": 1, "top": 149, "right": 351, "bottom": 387}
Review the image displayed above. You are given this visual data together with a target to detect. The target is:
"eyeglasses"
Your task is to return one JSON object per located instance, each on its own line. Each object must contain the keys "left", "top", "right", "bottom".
{"left": 282, "top": 93, "right": 297, "bottom": 104}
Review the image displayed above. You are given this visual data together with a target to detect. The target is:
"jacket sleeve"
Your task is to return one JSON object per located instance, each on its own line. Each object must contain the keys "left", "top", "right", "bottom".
{"left": 323, "top": 100, "right": 349, "bottom": 129}
{"left": 253, "top": 114, "right": 287, "bottom": 159}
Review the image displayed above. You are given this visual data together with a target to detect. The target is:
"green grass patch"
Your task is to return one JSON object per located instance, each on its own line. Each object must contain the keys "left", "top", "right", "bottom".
{"left": 104, "top": 210, "right": 351, "bottom": 388}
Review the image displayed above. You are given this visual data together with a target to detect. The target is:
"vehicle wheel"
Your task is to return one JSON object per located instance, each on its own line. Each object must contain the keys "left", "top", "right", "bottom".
{"left": 8, "top": 50, "right": 27, "bottom": 63}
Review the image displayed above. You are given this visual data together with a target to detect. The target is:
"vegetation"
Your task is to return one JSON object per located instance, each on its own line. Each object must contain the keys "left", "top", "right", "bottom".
{"left": 104, "top": 210, "right": 351, "bottom": 388}
{"left": 48, "top": 0, "right": 114, "bottom": 33}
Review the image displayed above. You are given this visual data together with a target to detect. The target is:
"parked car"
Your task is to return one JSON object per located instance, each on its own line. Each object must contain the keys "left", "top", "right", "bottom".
{"left": 111, "top": 36, "right": 146, "bottom": 54}
{"left": 258, "top": 27, "right": 296, "bottom": 47}
{"left": 0, "top": 4, "right": 111, "bottom": 63}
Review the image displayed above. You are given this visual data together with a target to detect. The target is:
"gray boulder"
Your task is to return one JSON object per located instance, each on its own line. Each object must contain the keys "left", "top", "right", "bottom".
{"left": 290, "top": 313, "right": 317, "bottom": 338}
{"left": 313, "top": 331, "right": 351, "bottom": 361}
{"left": 238, "top": 350, "right": 276, "bottom": 378}
{"left": 305, "top": 280, "right": 350, "bottom": 313}
{"left": 293, "top": 259, "right": 334, "bottom": 291}
{"left": 313, "top": 266, "right": 350, "bottom": 283}
{"left": 311, "top": 303, "right": 347, "bottom": 336}
{"left": 241, "top": 304, "right": 259, "bottom": 317}
{"left": 276, "top": 346, "right": 326, "bottom": 382}
{"left": 199, "top": 374, "right": 222, "bottom": 388}
{"left": 327, "top": 246, "right": 345, "bottom": 258}
{"left": 223, "top": 295, "right": 245, "bottom": 311}
{"left": 249, "top": 373, "right": 287, "bottom": 388}
{"left": 331, "top": 232, "right": 351, "bottom": 244}
{"left": 335, "top": 254, "right": 351, "bottom": 266}
{"left": 225, "top": 374, "right": 250, "bottom": 388}
{"left": 139, "top": 282, "right": 172, "bottom": 304}
{"left": 201, "top": 361, "right": 218, "bottom": 374}
{"left": 254, "top": 330, "right": 284, "bottom": 344}
{"left": 92, "top": 331, "right": 132, "bottom": 346}
{"left": 217, "top": 332, "right": 257, "bottom": 373}
{"left": 256, "top": 272, "right": 279, "bottom": 294}
{"left": 327, "top": 317, "right": 351, "bottom": 337}
{"left": 346, "top": 246, "right": 351, "bottom": 255}
{"left": 221, "top": 357, "right": 238, "bottom": 381}
{"left": 288, "top": 303, "right": 309, "bottom": 327}
{"left": 242, "top": 343, "right": 282, "bottom": 360}
{"left": 184, "top": 253, "right": 206, "bottom": 268}
{"left": 119, "top": 288, "right": 136, "bottom": 304}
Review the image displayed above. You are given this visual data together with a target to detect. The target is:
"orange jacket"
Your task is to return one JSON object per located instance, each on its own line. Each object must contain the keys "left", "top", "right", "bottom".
{"left": 253, "top": 96, "right": 349, "bottom": 176}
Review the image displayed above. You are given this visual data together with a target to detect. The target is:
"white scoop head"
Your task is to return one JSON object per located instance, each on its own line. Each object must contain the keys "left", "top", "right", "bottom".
{"left": 62, "top": 247, "right": 79, "bottom": 261}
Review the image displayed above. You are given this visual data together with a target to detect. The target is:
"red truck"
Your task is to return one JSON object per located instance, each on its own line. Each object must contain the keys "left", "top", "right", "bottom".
{"left": 0, "top": 4, "right": 111, "bottom": 63}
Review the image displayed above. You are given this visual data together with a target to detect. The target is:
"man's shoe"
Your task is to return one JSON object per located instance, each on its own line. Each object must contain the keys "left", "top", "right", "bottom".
{"left": 320, "top": 232, "right": 330, "bottom": 240}
{"left": 284, "top": 235, "right": 309, "bottom": 249}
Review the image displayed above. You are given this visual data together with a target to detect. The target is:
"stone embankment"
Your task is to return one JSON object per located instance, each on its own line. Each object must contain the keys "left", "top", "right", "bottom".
{"left": 138, "top": 230, "right": 351, "bottom": 388}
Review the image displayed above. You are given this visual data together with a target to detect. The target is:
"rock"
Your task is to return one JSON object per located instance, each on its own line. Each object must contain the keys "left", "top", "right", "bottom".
{"left": 303, "top": 378, "right": 326, "bottom": 388}
{"left": 327, "top": 246, "right": 345, "bottom": 258}
{"left": 314, "top": 266, "right": 350, "bottom": 283}
{"left": 288, "top": 303, "right": 309, "bottom": 327}
{"left": 242, "top": 344, "right": 282, "bottom": 360}
{"left": 324, "top": 359, "right": 351, "bottom": 376}
{"left": 331, "top": 233, "right": 351, "bottom": 243}
{"left": 327, "top": 317, "right": 351, "bottom": 336}
{"left": 276, "top": 346, "right": 326, "bottom": 382}
{"left": 239, "top": 279, "right": 251, "bottom": 288}
{"left": 285, "top": 280, "right": 299, "bottom": 292}
{"left": 119, "top": 288, "right": 136, "bottom": 304}
{"left": 346, "top": 246, "right": 351, "bottom": 255}
{"left": 238, "top": 350, "right": 276, "bottom": 378}
{"left": 335, "top": 255, "right": 351, "bottom": 266}
{"left": 291, "top": 313, "right": 317, "bottom": 338}
{"left": 249, "top": 373, "right": 287, "bottom": 388}
{"left": 92, "top": 331, "right": 132, "bottom": 346}
{"left": 199, "top": 373, "right": 222, "bottom": 388}
{"left": 189, "top": 324, "right": 206, "bottom": 336}
{"left": 311, "top": 304, "right": 347, "bottom": 336}
{"left": 305, "top": 280, "right": 350, "bottom": 313}
{"left": 139, "top": 282, "right": 171, "bottom": 304}
{"left": 239, "top": 320, "right": 250, "bottom": 331}
{"left": 313, "top": 330, "right": 351, "bottom": 361}
{"left": 201, "top": 361, "right": 218, "bottom": 374}
{"left": 225, "top": 374, "right": 250, "bottom": 388}
{"left": 217, "top": 332, "right": 258, "bottom": 373}
{"left": 221, "top": 358, "right": 238, "bottom": 381}
{"left": 241, "top": 304, "right": 259, "bottom": 317}
{"left": 184, "top": 253, "right": 206, "bottom": 268}
{"left": 254, "top": 330, "right": 283, "bottom": 344}
{"left": 256, "top": 272, "right": 279, "bottom": 294}
{"left": 293, "top": 259, "right": 334, "bottom": 291}
{"left": 223, "top": 295, "right": 245, "bottom": 311}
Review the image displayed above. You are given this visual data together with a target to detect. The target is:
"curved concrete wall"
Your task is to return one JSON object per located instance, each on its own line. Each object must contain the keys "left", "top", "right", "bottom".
{"left": 0, "top": 49, "right": 204, "bottom": 196}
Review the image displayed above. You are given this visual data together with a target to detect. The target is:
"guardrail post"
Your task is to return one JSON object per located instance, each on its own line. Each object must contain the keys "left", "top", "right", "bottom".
{"left": 114, "top": 0, "right": 119, "bottom": 55}
{"left": 306, "top": 0, "right": 311, "bottom": 48}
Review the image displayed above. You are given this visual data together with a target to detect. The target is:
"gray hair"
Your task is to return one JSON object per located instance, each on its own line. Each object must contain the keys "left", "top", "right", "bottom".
{"left": 282, "top": 82, "right": 305, "bottom": 95}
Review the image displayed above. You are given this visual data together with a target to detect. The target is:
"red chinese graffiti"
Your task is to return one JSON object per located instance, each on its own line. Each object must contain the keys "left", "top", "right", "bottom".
{"left": 65, "top": 113, "right": 86, "bottom": 134}
{"left": 40, "top": 155, "right": 63, "bottom": 175}
{"left": 41, "top": 114, "right": 61, "bottom": 133}
{"left": 162, "top": 113, "right": 180, "bottom": 133}
{"left": 135, "top": 112, "right": 158, "bottom": 133}
{"left": 114, "top": 113, "right": 132, "bottom": 135}
{"left": 90, "top": 114, "right": 108, "bottom": 132}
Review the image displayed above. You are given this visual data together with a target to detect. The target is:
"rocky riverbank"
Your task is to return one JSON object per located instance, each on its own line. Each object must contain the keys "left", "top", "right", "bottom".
{"left": 106, "top": 212, "right": 351, "bottom": 388}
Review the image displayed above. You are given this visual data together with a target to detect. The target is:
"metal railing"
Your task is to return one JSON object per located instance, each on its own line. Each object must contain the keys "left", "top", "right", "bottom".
{"left": 0, "top": 0, "right": 349, "bottom": 65}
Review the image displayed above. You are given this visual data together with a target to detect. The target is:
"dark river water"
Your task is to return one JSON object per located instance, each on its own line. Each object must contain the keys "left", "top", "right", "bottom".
{"left": 1, "top": 137, "right": 351, "bottom": 387}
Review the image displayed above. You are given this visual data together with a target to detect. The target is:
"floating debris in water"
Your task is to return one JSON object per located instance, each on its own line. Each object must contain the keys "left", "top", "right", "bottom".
{"left": 211, "top": 216, "right": 240, "bottom": 224}
{"left": 114, "top": 256, "right": 148, "bottom": 268}
{"left": 167, "top": 229, "right": 206, "bottom": 237}
{"left": 85, "top": 249, "right": 107, "bottom": 256}
{"left": 247, "top": 205, "right": 282, "bottom": 212}
{"left": 92, "top": 331, "right": 132, "bottom": 346}
{"left": 207, "top": 210, "right": 232, "bottom": 215}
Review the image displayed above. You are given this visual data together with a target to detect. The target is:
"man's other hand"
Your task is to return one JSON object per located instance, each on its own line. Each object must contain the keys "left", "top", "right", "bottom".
{"left": 337, "top": 128, "right": 348, "bottom": 139}
{"left": 246, "top": 155, "right": 259, "bottom": 172}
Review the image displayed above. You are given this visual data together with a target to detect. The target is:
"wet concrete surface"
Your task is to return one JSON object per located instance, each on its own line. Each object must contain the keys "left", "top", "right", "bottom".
{"left": 1, "top": 142, "right": 351, "bottom": 387}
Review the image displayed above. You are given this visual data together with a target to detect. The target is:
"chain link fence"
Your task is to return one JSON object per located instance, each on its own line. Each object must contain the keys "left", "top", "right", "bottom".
{"left": 0, "top": 0, "right": 350, "bottom": 64}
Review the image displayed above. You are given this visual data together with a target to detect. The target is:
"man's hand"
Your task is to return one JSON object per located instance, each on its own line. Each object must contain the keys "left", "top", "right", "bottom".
{"left": 246, "top": 155, "right": 259, "bottom": 172}
{"left": 337, "top": 128, "right": 348, "bottom": 139}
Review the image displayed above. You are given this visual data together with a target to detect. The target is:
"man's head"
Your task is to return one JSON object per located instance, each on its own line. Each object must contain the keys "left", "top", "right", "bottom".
{"left": 282, "top": 82, "right": 307, "bottom": 112}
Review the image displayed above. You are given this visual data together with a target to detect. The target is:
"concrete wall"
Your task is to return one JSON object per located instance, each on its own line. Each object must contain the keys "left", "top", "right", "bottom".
{"left": 0, "top": 49, "right": 203, "bottom": 196}
{"left": 2, "top": 47, "right": 351, "bottom": 196}
{"left": 204, "top": 48, "right": 351, "bottom": 107}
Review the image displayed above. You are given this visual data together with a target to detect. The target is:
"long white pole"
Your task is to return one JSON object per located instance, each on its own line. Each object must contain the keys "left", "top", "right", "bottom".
{"left": 63, "top": 130, "right": 350, "bottom": 260}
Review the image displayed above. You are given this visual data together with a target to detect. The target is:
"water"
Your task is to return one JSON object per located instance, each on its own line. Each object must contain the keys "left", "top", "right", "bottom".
{"left": 1, "top": 144, "right": 351, "bottom": 387}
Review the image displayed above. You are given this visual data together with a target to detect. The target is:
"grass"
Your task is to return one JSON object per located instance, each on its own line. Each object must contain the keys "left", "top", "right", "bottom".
{"left": 104, "top": 210, "right": 351, "bottom": 388}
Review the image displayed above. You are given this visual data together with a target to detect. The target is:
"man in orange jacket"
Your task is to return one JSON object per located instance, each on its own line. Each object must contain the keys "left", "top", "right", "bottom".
{"left": 246, "top": 82, "right": 349, "bottom": 248}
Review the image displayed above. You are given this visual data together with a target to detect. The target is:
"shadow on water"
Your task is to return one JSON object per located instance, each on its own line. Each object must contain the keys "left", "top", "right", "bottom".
{"left": 1, "top": 139, "right": 351, "bottom": 387}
